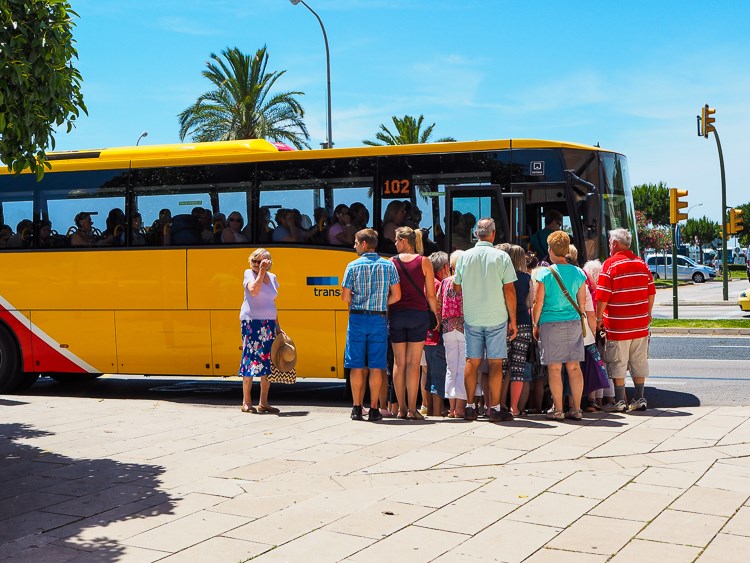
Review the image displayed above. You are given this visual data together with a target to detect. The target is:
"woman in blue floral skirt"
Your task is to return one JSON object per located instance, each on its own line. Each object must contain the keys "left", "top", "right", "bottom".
{"left": 239, "top": 248, "right": 280, "bottom": 414}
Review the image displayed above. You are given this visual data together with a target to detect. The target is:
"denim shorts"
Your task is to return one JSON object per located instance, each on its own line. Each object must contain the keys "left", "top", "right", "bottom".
{"left": 464, "top": 322, "right": 508, "bottom": 360}
{"left": 388, "top": 308, "right": 429, "bottom": 343}
{"left": 344, "top": 313, "right": 388, "bottom": 370}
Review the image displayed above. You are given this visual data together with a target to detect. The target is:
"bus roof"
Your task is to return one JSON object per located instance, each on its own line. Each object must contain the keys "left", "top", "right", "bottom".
{"left": 3, "top": 138, "right": 619, "bottom": 174}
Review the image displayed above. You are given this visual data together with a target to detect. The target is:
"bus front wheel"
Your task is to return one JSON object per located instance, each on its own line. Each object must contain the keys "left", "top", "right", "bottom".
{"left": 0, "top": 326, "right": 23, "bottom": 393}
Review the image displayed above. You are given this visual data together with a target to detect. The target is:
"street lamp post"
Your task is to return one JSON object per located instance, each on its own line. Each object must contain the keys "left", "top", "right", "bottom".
{"left": 136, "top": 131, "right": 148, "bottom": 146}
{"left": 290, "top": 0, "right": 332, "bottom": 149}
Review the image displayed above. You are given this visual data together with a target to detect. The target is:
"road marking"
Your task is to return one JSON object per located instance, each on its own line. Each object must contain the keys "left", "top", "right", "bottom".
{"left": 708, "top": 345, "right": 750, "bottom": 348}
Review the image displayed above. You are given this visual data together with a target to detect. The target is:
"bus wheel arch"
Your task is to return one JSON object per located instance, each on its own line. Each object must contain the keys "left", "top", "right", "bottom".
{"left": 0, "top": 324, "right": 24, "bottom": 393}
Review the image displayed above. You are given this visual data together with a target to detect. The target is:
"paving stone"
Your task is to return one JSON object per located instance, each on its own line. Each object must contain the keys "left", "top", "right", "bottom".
{"left": 523, "top": 548, "right": 608, "bottom": 563}
{"left": 416, "top": 497, "right": 516, "bottom": 535}
{"left": 697, "top": 533, "right": 750, "bottom": 562}
{"left": 669, "top": 486, "right": 748, "bottom": 516}
{"left": 123, "top": 509, "right": 250, "bottom": 552}
{"left": 450, "top": 519, "right": 562, "bottom": 562}
{"left": 157, "top": 536, "right": 269, "bottom": 562}
{"left": 637, "top": 509, "right": 727, "bottom": 547}
{"left": 507, "top": 491, "right": 598, "bottom": 528}
{"left": 254, "top": 529, "right": 373, "bottom": 562}
{"left": 723, "top": 506, "right": 750, "bottom": 537}
{"left": 546, "top": 515, "right": 643, "bottom": 556}
{"left": 610, "top": 539, "right": 701, "bottom": 562}
{"left": 348, "top": 525, "right": 468, "bottom": 562}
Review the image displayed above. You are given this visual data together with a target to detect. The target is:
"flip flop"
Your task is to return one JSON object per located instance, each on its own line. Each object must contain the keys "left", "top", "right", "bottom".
{"left": 241, "top": 404, "right": 256, "bottom": 414}
{"left": 257, "top": 405, "right": 280, "bottom": 414}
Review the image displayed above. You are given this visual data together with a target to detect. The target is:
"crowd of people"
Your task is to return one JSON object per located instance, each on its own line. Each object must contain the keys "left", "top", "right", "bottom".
{"left": 339, "top": 220, "right": 656, "bottom": 422}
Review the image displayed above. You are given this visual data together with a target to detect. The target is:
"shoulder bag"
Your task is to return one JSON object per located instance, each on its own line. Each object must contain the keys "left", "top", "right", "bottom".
{"left": 548, "top": 265, "right": 587, "bottom": 339}
{"left": 394, "top": 256, "right": 438, "bottom": 329}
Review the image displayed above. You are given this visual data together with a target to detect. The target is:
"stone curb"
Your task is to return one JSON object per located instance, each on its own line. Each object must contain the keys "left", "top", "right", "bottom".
{"left": 651, "top": 327, "right": 750, "bottom": 335}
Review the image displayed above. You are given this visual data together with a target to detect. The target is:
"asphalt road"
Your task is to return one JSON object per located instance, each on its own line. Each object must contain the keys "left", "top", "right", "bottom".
{"left": 12, "top": 335, "right": 750, "bottom": 410}
{"left": 652, "top": 278, "right": 750, "bottom": 319}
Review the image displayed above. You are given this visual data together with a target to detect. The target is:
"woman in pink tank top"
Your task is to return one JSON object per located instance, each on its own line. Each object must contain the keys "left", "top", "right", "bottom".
{"left": 389, "top": 227, "right": 439, "bottom": 420}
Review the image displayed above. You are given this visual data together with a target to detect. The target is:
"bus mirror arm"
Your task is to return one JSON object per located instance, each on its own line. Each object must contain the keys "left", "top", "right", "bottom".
{"left": 564, "top": 170, "right": 597, "bottom": 196}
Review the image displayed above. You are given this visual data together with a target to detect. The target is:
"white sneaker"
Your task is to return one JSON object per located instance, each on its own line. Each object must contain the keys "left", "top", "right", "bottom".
{"left": 602, "top": 400, "right": 627, "bottom": 413}
{"left": 628, "top": 398, "right": 647, "bottom": 412}
{"left": 419, "top": 405, "right": 429, "bottom": 416}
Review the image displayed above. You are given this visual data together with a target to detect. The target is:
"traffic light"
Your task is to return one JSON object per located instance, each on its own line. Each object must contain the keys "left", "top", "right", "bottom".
{"left": 729, "top": 208, "right": 744, "bottom": 234}
{"left": 669, "top": 188, "right": 689, "bottom": 224}
{"left": 701, "top": 104, "right": 716, "bottom": 138}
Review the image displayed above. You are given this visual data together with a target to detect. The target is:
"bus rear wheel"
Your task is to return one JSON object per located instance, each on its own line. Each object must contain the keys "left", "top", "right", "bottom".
{"left": 0, "top": 326, "right": 23, "bottom": 393}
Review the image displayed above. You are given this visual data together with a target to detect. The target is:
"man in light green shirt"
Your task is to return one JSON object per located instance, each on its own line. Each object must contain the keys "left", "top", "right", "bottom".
{"left": 453, "top": 218, "right": 517, "bottom": 422}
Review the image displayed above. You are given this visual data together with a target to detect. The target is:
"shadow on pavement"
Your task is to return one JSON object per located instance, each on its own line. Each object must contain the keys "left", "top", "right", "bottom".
{"left": 645, "top": 386, "right": 701, "bottom": 409}
{"left": 0, "top": 398, "right": 27, "bottom": 406}
{"left": 0, "top": 423, "right": 176, "bottom": 561}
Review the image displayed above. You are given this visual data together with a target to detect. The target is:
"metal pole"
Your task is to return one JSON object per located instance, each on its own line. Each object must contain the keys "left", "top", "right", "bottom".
{"left": 672, "top": 224, "right": 678, "bottom": 319}
{"left": 297, "top": 1, "right": 332, "bottom": 149}
{"left": 714, "top": 130, "right": 728, "bottom": 300}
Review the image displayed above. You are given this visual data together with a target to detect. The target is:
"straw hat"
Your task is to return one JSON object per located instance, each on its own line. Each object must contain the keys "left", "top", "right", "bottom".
{"left": 271, "top": 331, "right": 297, "bottom": 372}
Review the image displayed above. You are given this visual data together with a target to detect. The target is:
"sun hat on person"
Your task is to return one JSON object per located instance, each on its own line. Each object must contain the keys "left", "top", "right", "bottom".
{"left": 271, "top": 331, "right": 297, "bottom": 371}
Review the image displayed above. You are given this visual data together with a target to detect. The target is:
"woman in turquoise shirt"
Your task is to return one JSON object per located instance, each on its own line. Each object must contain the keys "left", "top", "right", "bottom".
{"left": 531, "top": 230, "right": 587, "bottom": 421}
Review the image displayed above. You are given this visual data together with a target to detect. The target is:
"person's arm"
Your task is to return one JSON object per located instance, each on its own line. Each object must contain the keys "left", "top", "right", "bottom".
{"left": 648, "top": 294, "right": 655, "bottom": 318}
{"left": 341, "top": 287, "right": 352, "bottom": 304}
{"left": 387, "top": 282, "right": 401, "bottom": 305}
{"left": 247, "top": 262, "right": 270, "bottom": 296}
{"left": 532, "top": 278, "right": 545, "bottom": 340}
{"left": 576, "top": 282, "right": 587, "bottom": 319}
{"left": 422, "top": 257, "right": 439, "bottom": 329}
{"left": 503, "top": 282, "right": 517, "bottom": 340}
{"left": 596, "top": 299, "right": 608, "bottom": 331}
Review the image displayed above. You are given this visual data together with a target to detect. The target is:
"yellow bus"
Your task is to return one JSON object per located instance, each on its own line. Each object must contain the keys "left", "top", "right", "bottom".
{"left": 0, "top": 138, "right": 637, "bottom": 392}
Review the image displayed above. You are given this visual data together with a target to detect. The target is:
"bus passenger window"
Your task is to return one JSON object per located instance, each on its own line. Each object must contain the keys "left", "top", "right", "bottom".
{"left": 380, "top": 200, "right": 408, "bottom": 253}
{"left": 272, "top": 208, "right": 306, "bottom": 243}
{"left": 0, "top": 182, "right": 34, "bottom": 250}
{"left": 221, "top": 212, "right": 249, "bottom": 244}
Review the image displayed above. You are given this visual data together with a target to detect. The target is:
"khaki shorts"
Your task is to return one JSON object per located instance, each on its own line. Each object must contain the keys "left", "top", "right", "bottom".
{"left": 604, "top": 336, "right": 650, "bottom": 379}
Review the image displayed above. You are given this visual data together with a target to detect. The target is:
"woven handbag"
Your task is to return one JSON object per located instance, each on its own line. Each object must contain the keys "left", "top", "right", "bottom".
{"left": 268, "top": 363, "right": 296, "bottom": 384}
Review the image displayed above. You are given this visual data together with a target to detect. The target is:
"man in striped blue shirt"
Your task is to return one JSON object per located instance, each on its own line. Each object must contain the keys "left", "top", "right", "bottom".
{"left": 342, "top": 228, "right": 401, "bottom": 421}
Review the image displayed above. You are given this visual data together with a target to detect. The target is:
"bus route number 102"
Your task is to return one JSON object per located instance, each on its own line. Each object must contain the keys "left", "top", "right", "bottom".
{"left": 383, "top": 179, "right": 411, "bottom": 197}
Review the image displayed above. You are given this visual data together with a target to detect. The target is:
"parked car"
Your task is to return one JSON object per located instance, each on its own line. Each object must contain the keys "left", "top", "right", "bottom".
{"left": 645, "top": 255, "right": 716, "bottom": 283}
{"left": 739, "top": 288, "right": 750, "bottom": 312}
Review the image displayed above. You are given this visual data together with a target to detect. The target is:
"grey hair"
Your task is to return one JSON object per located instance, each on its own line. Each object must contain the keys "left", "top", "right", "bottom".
{"left": 583, "top": 259, "right": 602, "bottom": 283}
{"left": 609, "top": 228, "right": 632, "bottom": 248}
{"left": 429, "top": 251, "right": 449, "bottom": 273}
{"left": 474, "top": 217, "right": 495, "bottom": 238}
{"left": 249, "top": 248, "right": 271, "bottom": 264}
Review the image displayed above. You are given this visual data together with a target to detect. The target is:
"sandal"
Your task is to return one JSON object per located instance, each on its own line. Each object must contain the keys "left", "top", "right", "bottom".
{"left": 566, "top": 409, "right": 583, "bottom": 421}
{"left": 545, "top": 408, "right": 564, "bottom": 421}
{"left": 257, "top": 405, "right": 280, "bottom": 414}
{"left": 397, "top": 410, "right": 407, "bottom": 420}
{"left": 406, "top": 410, "right": 424, "bottom": 420}
{"left": 241, "top": 404, "right": 256, "bottom": 414}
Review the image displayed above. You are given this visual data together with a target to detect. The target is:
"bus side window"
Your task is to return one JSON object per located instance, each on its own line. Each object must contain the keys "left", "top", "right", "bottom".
{"left": 258, "top": 186, "right": 317, "bottom": 245}
{"left": 0, "top": 177, "right": 34, "bottom": 250}
{"left": 331, "top": 182, "right": 373, "bottom": 247}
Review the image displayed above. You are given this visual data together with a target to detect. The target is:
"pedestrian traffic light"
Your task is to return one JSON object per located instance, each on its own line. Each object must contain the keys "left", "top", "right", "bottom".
{"left": 701, "top": 104, "right": 716, "bottom": 138}
{"left": 669, "top": 188, "right": 689, "bottom": 224}
{"left": 729, "top": 208, "right": 744, "bottom": 234}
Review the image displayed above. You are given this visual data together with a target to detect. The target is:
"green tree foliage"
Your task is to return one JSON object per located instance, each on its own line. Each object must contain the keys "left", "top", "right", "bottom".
{"left": 632, "top": 181, "right": 670, "bottom": 226}
{"left": 636, "top": 210, "right": 671, "bottom": 254}
{"left": 362, "top": 115, "right": 456, "bottom": 146}
{"left": 178, "top": 46, "right": 310, "bottom": 149}
{"left": 682, "top": 215, "right": 720, "bottom": 262}
{"left": 0, "top": 0, "right": 87, "bottom": 178}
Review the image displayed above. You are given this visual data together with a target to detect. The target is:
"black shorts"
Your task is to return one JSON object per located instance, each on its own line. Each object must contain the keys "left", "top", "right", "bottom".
{"left": 388, "top": 308, "right": 429, "bottom": 343}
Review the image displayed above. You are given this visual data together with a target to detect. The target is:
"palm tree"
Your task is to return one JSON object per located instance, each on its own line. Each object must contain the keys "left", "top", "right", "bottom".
{"left": 178, "top": 46, "right": 311, "bottom": 149}
{"left": 362, "top": 115, "right": 455, "bottom": 146}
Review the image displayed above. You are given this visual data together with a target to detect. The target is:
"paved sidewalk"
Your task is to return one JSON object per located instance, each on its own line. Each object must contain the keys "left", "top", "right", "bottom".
{"left": 2, "top": 396, "right": 750, "bottom": 562}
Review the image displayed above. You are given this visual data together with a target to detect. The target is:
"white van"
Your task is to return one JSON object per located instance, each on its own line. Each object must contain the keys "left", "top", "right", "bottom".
{"left": 645, "top": 255, "right": 716, "bottom": 283}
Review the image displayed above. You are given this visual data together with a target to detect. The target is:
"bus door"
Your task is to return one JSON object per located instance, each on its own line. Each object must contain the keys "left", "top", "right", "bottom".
{"left": 446, "top": 186, "right": 509, "bottom": 251}
{"left": 515, "top": 176, "right": 598, "bottom": 263}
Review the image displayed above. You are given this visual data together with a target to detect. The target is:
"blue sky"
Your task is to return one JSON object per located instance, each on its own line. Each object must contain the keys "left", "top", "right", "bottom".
{"left": 59, "top": 0, "right": 750, "bottom": 224}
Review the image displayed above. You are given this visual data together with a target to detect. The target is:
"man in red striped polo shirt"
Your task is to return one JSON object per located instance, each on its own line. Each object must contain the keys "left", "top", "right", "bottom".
{"left": 595, "top": 228, "right": 656, "bottom": 412}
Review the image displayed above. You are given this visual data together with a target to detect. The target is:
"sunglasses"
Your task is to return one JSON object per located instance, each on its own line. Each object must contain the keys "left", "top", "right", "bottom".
{"left": 251, "top": 259, "right": 262, "bottom": 264}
